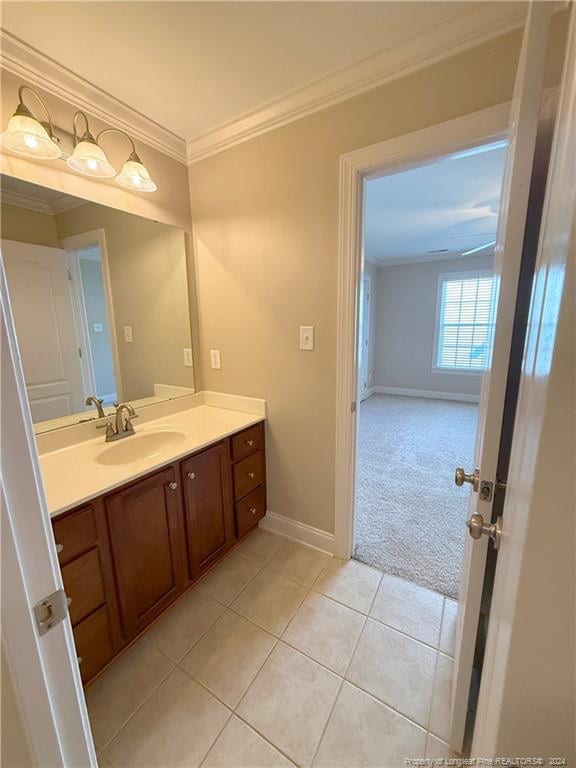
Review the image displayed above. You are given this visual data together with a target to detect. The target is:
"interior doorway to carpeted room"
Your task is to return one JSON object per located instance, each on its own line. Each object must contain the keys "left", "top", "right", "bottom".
{"left": 354, "top": 140, "right": 506, "bottom": 601}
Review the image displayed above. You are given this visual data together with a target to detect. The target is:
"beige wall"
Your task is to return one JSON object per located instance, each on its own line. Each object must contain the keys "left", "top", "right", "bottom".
{"left": 1, "top": 71, "right": 191, "bottom": 232}
{"left": 190, "top": 25, "right": 569, "bottom": 533}
{"left": 55, "top": 203, "right": 193, "bottom": 400}
{"left": 373, "top": 255, "right": 493, "bottom": 397}
{"left": 0, "top": 204, "right": 59, "bottom": 247}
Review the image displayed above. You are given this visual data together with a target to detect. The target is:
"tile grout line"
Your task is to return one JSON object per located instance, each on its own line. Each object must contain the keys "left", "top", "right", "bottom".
{"left": 308, "top": 609, "right": 368, "bottom": 767}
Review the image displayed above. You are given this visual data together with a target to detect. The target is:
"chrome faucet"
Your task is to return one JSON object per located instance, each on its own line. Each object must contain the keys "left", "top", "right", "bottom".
{"left": 97, "top": 402, "right": 138, "bottom": 442}
{"left": 86, "top": 395, "right": 105, "bottom": 419}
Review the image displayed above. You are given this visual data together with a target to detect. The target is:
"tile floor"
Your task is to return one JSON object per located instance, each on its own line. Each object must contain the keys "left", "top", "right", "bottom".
{"left": 90, "top": 529, "right": 460, "bottom": 768}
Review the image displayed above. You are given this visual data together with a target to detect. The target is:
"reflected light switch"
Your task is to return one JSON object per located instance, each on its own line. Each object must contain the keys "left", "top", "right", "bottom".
{"left": 184, "top": 348, "right": 193, "bottom": 367}
{"left": 124, "top": 326, "right": 133, "bottom": 343}
{"left": 210, "top": 349, "right": 221, "bottom": 370}
{"left": 299, "top": 326, "right": 314, "bottom": 351}
{"left": 93, "top": 323, "right": 103, "bottom": 333}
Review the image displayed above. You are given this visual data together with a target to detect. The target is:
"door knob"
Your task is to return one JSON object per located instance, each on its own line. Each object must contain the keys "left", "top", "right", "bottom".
{"left": 466, "top": 513, "right": 503, "bottom": 549}
{"left": 455, "top": 467, "right": 480, "bottom": 491}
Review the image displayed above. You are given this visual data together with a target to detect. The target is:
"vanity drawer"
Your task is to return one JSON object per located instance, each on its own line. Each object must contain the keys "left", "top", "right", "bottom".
{"left": 233, "top": 450, "right": 265, "bottom": 500}
{"left": 61, "top": 548, "right": 106, "bottom": 626}
{"left": 52, "top": 505, "right": 98, "bottom": 566}
{"left": 235, "top": 485, "right": 266, "bottom": 539}
{"left": 74, "top": 606, "right": 114, "bottom": 685}
{"left": 231, "top": 423, "right": 264, "bottom": 462}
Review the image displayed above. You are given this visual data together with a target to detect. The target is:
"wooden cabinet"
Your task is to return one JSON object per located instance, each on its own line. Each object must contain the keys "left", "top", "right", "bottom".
{"left": 52, "top": 502, "right": 121, "bottom": 684}
{"left": 51, "top": 420, "right": 266, "bottom": 686}
{"left": 181, "top": 442, "right": 234, "bottom": 577}
{"left": 105, "top": 465, "right": 187, "bottom": 639}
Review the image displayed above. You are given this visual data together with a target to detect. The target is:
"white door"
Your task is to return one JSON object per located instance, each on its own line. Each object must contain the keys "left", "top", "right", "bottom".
{"left": 2, "top": 239, "right": 86, "bottom": 421}
{"left": 358, "top": 275, "right": 371, "bottom": 401}
{"left": 450, "top": 3, "right": 554, "bottom": 750}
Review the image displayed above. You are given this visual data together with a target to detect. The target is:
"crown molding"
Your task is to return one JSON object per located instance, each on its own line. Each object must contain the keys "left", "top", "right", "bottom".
{"left": 0, "top": 30, "right": 187, "bottom": 164}
{"left": 186, "top": 3, "right": 527, "bottom": 164}
{"left": 1, "top": 188, "right": 86, "bottom": 215}
{"left": 1, "top": 189, "right": 51, "bottom": 214}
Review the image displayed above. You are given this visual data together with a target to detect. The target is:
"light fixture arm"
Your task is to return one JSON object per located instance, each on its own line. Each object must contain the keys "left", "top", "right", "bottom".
{"left": 16, "top": 85, "right": 57, "bottom": 140}
{"left": 72, "top": 110, "right": 98, "bottom": 146}
{"left": 97, "top": 128, "right": 141, "bottom": 163}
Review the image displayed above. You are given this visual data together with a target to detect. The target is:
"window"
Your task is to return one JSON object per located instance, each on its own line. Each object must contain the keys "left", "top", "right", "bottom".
{"left": 435, "top": 271, "right": 497, "bottom": 372}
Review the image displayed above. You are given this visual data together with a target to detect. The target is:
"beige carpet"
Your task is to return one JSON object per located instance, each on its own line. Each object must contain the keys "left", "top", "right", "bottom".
{"left": 354, "top": 394, "right": 478, "bottom": 599}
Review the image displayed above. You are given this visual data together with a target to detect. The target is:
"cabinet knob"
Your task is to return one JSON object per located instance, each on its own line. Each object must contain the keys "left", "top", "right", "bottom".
{"left": 187, "top": 472, "right": 196, "bottom": 481}
{"left": 249, "top": 507, "right": 257, "bottom": 515}
{"left": 247, "top": 471, "right": 256, "bottom": 479}
{"left": 168, "top": 481, "right": 178, "bottom": 491}
{"left": 245, "top": 439, "right": 254, "bottom": 447}
{"left": 56, "top": 543, "right": 64, "bottom": 554}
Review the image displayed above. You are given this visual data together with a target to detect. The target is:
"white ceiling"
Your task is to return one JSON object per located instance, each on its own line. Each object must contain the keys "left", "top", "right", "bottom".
{"left": 1, "top": 1, "right": 524, "bottom": 153}
{"left": 363, "top": 141, "right": 507, "bottom": 266}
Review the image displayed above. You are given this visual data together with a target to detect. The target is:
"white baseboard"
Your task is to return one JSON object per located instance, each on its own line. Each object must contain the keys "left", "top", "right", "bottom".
{"left": 259, "top": 511, "right": 335, "bottom": 556}
{"left": 369, "top": 385, "right": 480, "bottom": 404}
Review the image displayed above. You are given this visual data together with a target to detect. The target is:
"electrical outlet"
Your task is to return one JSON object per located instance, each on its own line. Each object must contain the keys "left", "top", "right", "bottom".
{"left": 123, "top": 326, "right": 133, "bottom": 343}
{"left": 210, "top": 349, "right": 221, "bottom": 370}
{"left": 299, "top": 326, "right": 314, "bottom": 351}
{"left": 183, "top": 348, "right": 193, "bottom": 367}
{"left": 93, "top": 323, "right": 103, "bottom": 333}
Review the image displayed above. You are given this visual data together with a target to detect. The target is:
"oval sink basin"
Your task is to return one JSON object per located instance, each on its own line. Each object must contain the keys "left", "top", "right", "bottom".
{"left": 97, "top": 430, "right": 187, "bottom": 466}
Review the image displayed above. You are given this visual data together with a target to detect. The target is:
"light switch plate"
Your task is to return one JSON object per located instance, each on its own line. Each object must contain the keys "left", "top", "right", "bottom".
{"left": 299, "top": 326, "right": 314, "bottom": 351}
{"left": 123, "top": 326, "right": 133, "bottom": 343}
{"left": 210, "top": 349, "right": 221, "bottom": 370}
{"left": 183, "top": 348, "right": 193, "bottom": 367}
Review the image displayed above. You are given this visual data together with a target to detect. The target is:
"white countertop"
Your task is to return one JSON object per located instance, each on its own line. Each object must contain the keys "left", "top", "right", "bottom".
{"left": 41, "top": 404, "right": 264, "bottom": 518}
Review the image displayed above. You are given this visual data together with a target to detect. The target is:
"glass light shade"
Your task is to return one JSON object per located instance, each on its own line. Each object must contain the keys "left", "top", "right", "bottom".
{"left": 115, "top": 159, "right": 157, "bottom": 192}
{"left": 66, "top": 140, "right": 116, "bottom": 178}
{"left": 0, "top": 114, "right": 61, "bottom": 160}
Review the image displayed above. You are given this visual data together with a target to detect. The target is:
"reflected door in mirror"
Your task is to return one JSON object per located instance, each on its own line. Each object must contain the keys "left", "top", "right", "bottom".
{"left": 2, "top": 239, "right": 86, "bottom": 421}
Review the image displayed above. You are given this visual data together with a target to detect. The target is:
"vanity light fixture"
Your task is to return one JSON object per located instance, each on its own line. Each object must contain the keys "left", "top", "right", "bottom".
{"left": 67, "top": 111, "right": 116, "bottom": 178}
{"left": 0, "top": 86, "right": 61, "bottom": 160}
{"left": 1, "top": 85, "right": 158, "bottom": 193}
{"left": 98, "top": 128, "right": 158, "bottom": 193}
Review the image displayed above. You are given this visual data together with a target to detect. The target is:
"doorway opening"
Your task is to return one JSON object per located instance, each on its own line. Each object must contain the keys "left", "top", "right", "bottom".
{"left": 67, "top": 243, "right": 118, "bottom": 406}
{"left": 354, "top": 140, "right": 507, "bottom": 600}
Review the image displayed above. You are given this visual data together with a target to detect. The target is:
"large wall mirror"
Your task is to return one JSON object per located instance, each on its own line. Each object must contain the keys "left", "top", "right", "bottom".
{"left": 0, "top": 173, "right": 195, "bottom": 434}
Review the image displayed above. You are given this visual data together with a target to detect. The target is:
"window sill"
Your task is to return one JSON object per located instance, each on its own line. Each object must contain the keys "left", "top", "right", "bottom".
{"left": 431, "top": 367, "right": 485, "bottom": 376}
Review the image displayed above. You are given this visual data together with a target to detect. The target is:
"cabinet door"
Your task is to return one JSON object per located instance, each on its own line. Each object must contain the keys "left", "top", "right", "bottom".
{"left": 181, "top": 442, "right": 234, "bottom": 577}
{"left": 105, "top": 466, "right": 186, "bottom": 638}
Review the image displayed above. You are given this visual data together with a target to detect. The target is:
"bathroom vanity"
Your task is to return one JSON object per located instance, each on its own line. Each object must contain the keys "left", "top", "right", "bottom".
{"left": 48, "top": 415, "right": 266, "bottom": 685}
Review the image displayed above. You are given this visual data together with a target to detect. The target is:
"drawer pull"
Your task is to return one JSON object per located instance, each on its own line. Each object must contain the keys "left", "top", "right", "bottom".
{"left": 77, "top": 656, "right": 83, "bottom": 666}
{"left": 187, "top": 472, "right": 196, "bottom": 481}
{"left": 245, "top": 439, "right": 254, "bottom": 447}
{"left": 249, "top": 507, "right": 257, "bottom": 515}
{"left": 168, "top": 481, "right": 178, "bottom": 491}
{"left": 56, "top": 543, "right": 64, "bottom": 554}
{"left": 247, "top": 471, "right": 256, "bottom": 479}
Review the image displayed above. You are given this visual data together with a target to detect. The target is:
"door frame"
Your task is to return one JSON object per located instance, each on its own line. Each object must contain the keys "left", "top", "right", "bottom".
{"left": 334, "top": 100, "right": 510, "bottom": 559}
{"left": 60, "top": 228, "right": 124, "bottom": 403}
{"left": 0, "top": 255, "right": 96, "bottom": 766}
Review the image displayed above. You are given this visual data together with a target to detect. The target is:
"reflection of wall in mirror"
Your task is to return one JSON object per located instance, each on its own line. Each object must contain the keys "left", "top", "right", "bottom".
{"left": 1, "top": 200, "right": 194, "bottom": 404}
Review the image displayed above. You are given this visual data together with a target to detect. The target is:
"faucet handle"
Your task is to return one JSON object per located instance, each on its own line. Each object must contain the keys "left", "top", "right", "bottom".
{"left": 96, "top": 422, "right": 115, "bottom": 438}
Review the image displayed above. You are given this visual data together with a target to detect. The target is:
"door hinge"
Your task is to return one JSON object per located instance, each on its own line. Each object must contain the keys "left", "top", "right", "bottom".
{"left": 33, "top": 589, "right": 69, "bottom": 636}
{"left": 67, "top": 269, "right": 72, "bottom": 281}
{"left": 351, "top": 401, "right": 357, "bottom": 413}
{"left": 78, "top": 348, "right": 82, "bottom": 358}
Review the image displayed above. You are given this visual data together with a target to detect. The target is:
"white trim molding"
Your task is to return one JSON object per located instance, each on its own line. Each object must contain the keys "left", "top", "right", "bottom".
{"left": 370, "top": 386, "right": 480, "bottom": 404}
{"left": 259, "top": 511, "right": 335, "bottom": 556}
{"left": 186, "top": 4, "right": 525, "bottom": 163}
{"left": 1, "top": 188, "right": 86, "bottom": 215}
{"left": 0, "top": 30, "right": 187, "bottom": 163}
{"left": 334, "top": 101, "right": 510, "bottom": 559}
